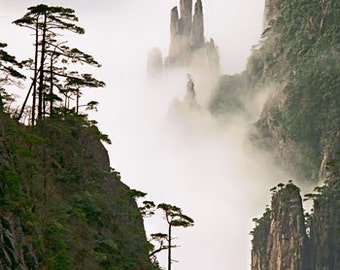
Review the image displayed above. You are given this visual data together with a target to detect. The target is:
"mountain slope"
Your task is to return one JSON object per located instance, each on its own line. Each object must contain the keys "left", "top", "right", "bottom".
{"left": 0, "top": 112, "right": 155, "bottom": 269}
{"left": 209, "top": 0, "right": 340, "bottom": 182}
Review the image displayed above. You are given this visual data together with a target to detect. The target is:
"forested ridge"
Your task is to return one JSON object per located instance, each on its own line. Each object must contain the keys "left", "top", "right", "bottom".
{"left": 0, "top": 4, "right": 157, "bottom": 269}
{"left": 210, "top": 0, "right": 339, "bottom": 182}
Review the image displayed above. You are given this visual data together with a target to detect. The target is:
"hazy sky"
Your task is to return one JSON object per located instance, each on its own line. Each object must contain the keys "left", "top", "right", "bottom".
{"left": 0, "top": 1, "right": 294, "bottom": 269}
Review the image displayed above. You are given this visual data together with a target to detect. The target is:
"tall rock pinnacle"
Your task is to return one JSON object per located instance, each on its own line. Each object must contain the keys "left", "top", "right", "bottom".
{"left": 251, "top": 183, "right": 309, "bottom": 270}
{"left": 166, "top": 0, "right": 218, "bottom": 72}
{"left": 179, "top": 0, "right": 193, "bottom": 36}
{"left": 192, "top": 0, "right": 204, "bottom": 49}
{"left": 170, "top": 7, "right": 180, "bottom": 38}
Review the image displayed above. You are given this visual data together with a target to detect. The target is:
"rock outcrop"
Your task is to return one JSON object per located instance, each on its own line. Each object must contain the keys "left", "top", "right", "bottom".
{"left": 263, "top": 0, "right": 279, "bottom": 30}
{"left": 251, "top": 183, "right": 309, "bottom": 270}
{"left": 251, "top": 174, "right": 340, "bottom": 270}
{"left": 166, "top": 0, "right": 219, "bottom": 73}
{"left": 0, "top": 212, "right": 40, "bottom": 269}
{"left": 309, "top": 170, "right": 340, "bottom": 269}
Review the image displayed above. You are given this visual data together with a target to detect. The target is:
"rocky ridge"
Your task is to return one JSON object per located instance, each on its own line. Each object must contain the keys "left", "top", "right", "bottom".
{"left": 251, "top": 172, "right": 340, "bottom": 270}
{"left": 166, "top": 0, "right": 218, "bottom": 72}
{"left": 147, "top": 0, "right": 219, "bottom": 79}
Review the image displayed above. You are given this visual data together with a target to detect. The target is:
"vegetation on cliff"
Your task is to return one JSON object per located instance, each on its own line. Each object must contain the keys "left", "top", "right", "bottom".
{"left": 251, "top": 157, "right": 340, "bottom": 270}
{"left": 0, "top": 4, "right": 159, "bottom": 269}
{"left": 0, "top": 111, "right": 157, "bottom": 269}
{"left": 209, "top": 0, "right": 340, "bottom": 182}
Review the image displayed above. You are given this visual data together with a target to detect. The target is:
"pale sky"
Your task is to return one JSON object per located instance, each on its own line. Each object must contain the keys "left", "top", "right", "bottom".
{"left": 0, "top": 1, "right": 290, "bottom": 270}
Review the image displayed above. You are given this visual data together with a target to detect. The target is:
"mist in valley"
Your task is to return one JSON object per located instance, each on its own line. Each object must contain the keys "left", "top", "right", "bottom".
{"left": 0, "top": 0, "right": 300, "bottom": 269}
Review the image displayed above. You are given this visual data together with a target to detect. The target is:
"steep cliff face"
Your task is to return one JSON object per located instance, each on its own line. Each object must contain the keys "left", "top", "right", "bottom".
{"left": 267, "top": 184, "right": 308, "bottom": 269}
{"left": 0, "top": 212, "right": 40, "bottom": 269}
{"left": 249, "top": 0, "right": 339, "bottom": 182}
{"left": 0, "top": 113, "right": 41, "bottom": 269}
{"left": 0, "top": 112, "right": 154, "bottom": 269}
{"left": 209, "top": 0, "right": 340, "bottom": 182}
{"left": 251, "top": 166, "right": 340, "bottom": 270}
{"left": 262, "top": 0, "right": 279, "bottom": 30}
{"left": 309, "top": 164, "right": 340, "bottom": 269}
{"left": 251, "top": 183, "right": 309, "bottom": 270}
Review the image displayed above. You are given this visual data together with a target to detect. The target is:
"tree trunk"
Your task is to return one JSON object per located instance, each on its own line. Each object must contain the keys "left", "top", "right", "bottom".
{"left": 49, "top": 56, "right": 53, "bottom": 116}
{"left": 38, "top": 12, "right": 47, "bottom": 120}
{"left": 32, "top": 16, "right": 39, "bottom": 126}
{"left": 168, "top": 224, "right": 172, "bottom": 270}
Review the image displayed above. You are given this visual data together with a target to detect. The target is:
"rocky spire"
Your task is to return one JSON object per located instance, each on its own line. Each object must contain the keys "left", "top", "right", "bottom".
{"left": 251, "top": 183, "right": 309, "bottom": 270}
{"left": 165, "top": 0, "right": 219, "bottom": 75}
{"left": 179, "top": 0, "right": 193, "bottom": 36}
{"left": 170, "top": 7, "right": 180, "bottom": 38}
{"left": 192, "top": 0, "right": 204, "bottom": 49}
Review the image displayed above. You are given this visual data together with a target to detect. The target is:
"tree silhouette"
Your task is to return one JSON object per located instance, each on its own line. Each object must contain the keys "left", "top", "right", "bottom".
{"left": 157, "top": 203, "right": 194, "bottom": 270}
{"left": 13, "top": 4, "right": 104, "bottom": 125}
{"left": 0, "top": 42, "right": 25, "bottom": 111}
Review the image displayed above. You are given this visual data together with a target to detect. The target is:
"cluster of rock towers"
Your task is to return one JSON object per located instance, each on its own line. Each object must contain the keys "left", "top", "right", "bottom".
{"left": 147, "top": 0, "right": 219, "bottom": 78}
{"left": 167, "top": 0, "right": 204, "bottom": 66}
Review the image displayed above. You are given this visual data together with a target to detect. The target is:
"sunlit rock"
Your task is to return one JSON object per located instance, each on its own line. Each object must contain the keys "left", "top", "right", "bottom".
{"left": 251, "top": 183, "right": 309, "bottom": 270}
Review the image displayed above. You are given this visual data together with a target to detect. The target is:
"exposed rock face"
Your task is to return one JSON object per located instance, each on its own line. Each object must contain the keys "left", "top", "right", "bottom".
{"left": 184, "top": 75, "right": 198, "bottom": 108}
{"left": 0, "top": 113, "right": 40, "bottom": 269}
{"left": 267, "top": 185, "right": 308, "bottom": 269}
{"left": 0, "top": 212, "right": 40, "bottom": 270}
{"left": 251, "top": 183, "right": 309, "bottom": 270}
{"left": 192, "top": 0, "right": 204, "bottom": 49}
{"left": 309, "top": 171, "right": 340, "bottom": 269}
{"left": 166, "top": 0, "right": 219, "bottom": 72}
{"left": 179, "top": 0, "right": 193, "bottom": 36}
{"left": 263, "top": 0, "right": 279, "bottom": 30}
{"left": 251, "top": 174, "right": 340, "bottom": 270}
{"left": 244, "top": 0, "right": 340, "bottom": 182}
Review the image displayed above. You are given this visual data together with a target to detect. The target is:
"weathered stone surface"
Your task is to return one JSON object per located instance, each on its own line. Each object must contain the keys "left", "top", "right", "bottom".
{"left": 251, "top": 183, "right": 309, "bottom": 270}
{"left": 179, "top": 0, "right": 193, "bottom": 36}
{"left": 263, "top": 0, "right": 279, "bottom": 30}
{"left": 0, "top": 213, "right": 39, "bottom": 270}
{"left": 192, "top": 0, "right": 204, "bottom": 49}
{"left": 168, "top": 3, "right": 191, "bottom": 66}
{"left": 251, "top": 176, "right": 340, "bottom": 270}
{"left": 166, "top": 0, "right": 219, "bottom": 73}
{"left": 267, "top": 184, "right": 308, "bottom": 270}
{"left": 309, "top": 174, "right": 340, "bottom": 270}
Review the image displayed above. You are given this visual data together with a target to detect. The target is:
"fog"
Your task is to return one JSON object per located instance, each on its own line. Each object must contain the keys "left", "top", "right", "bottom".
{"left": 0, "top": 0, "right": 294, "bottom": 269}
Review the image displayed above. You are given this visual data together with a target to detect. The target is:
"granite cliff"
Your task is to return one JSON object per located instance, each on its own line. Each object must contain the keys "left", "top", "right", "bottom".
{"left": 251, "top": 183, "right": 309, "bottom": 270}
{"left": 251, "top": 163, "right": 339, "bottom": 270}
